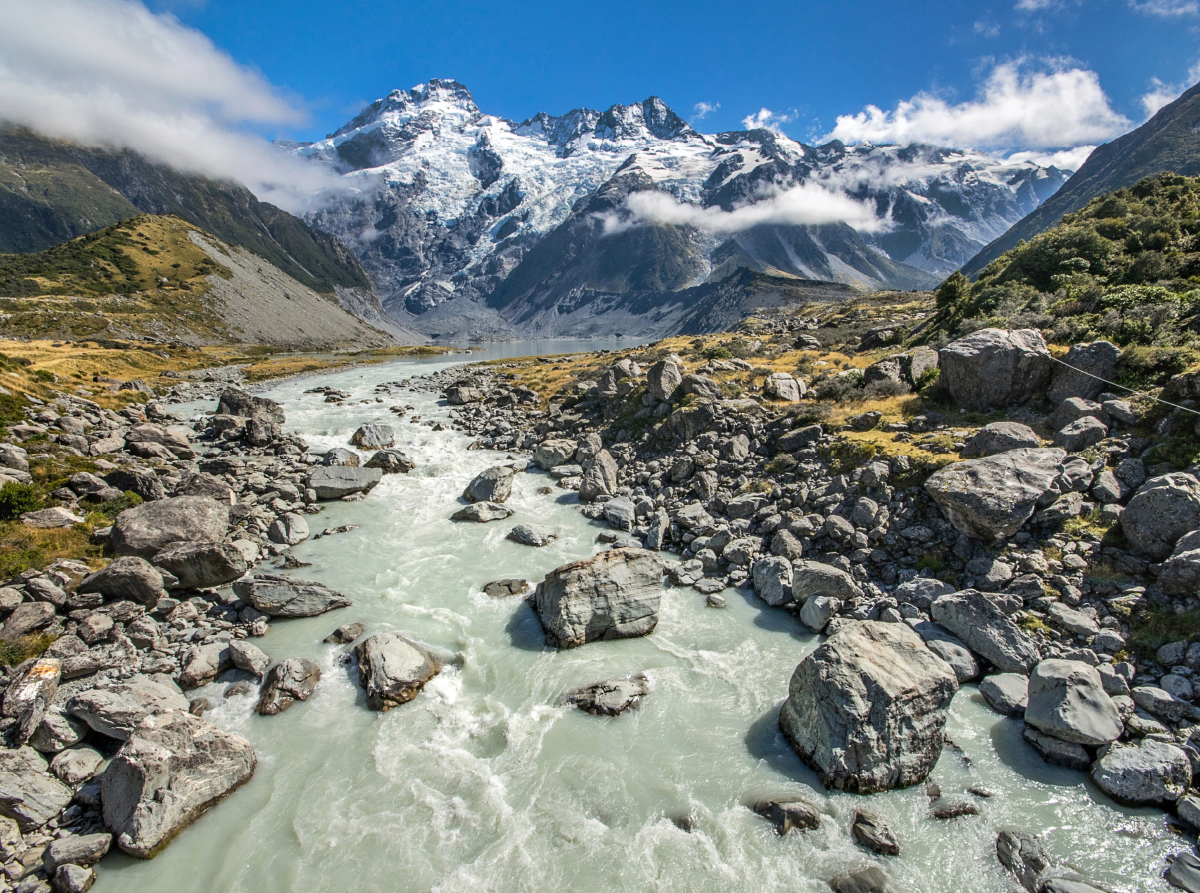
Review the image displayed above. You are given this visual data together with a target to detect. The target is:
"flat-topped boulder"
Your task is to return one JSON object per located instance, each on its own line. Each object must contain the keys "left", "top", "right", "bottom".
{"left": 451, "top": 502, "right": 513, "bottom": 522}
{"left": 232, "top": 575, "right": 352, "bottom": 617}
{"left": 566, "top": 675, "right": 649, "bottom": 716}
{"left": 534, "top": 548, "right": 664, "bottom": 649}
{"left": 306, "top": 466, "right": 382, "bottom": 500}
{"left": 102, "top": 710, "right": 255, "bottom": 858}
{"left": 778, "top": 621, "right": 958, "bottom": 792}
{"left": 925, "top": 449, "right": 1067, "bottom": 542}
{"left": 111, "top": 497, "right": 230, "bottom": 558}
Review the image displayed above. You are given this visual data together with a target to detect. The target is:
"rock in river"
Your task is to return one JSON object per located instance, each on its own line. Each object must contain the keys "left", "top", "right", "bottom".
{"left": 232, "top": 574, "right": 352, "bottom": 618}
{"left": 1024, "top": 659, "right": 1122, "bottom": 747}
{"left": 350, "top": 423, "right": 394, "bottom": 449}
{"left": 778, "top": 621, "right": 959, "bottom": 793}
{"left": 507, "top": 523, "right": 557, "bottom": 547}
{"left": 256, "top": 659, "right": 321, "bottom": 715}
{"left": 102, "top": 710, "right": 256, "bottom": 858}
{"left": 534, "top": 548, "right": 664, "bottom": 649}
{"left": 462, "top": 466, "right": 515, "bottom": 504}
{"left": 566, "top": 675, "right": 649, "bottom": 716}
{"left": 306, "top": 466, "right": 382, "bottom": 500}
{"left": 451, "top": 502, "right": 513, "bottom": 523}
{"left": 111, "top": 496, "right": 230, "bottom": 558}
{"left": 355, "top": 632, "right": 440, "bottom": 711}
{"left": 1090, "top": 738, "right": 1192, "bottom": 805}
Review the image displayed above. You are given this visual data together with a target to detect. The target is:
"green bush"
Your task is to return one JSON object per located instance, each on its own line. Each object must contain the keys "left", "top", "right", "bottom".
{"left": 704, "top": 346, "right": 733, "bottom": 360}
{"left": 826, "top": 439, "right": 877, "bottom": 474}
{"left": 90, "top": 491, "right": 142, "bottom": 520}
{"left": 0, "top": 483, "right": 41, "bottom": 521}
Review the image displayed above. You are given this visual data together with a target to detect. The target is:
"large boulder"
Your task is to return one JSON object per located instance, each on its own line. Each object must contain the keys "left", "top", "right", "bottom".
{"left": 777, "top": 621, "right": 959, "bottom": 792}
{"left": 354, "top": 633, "right": 440, "bottom": 711}
{"left": 790, "top": 560, "right": 862, "bottom": 604}
{"left": 3, "top": 658, "right": 60, "bottom": 746}
{"left": 256, "top": 659, "right": 321, "bottom": 715}
{"left": 578, "top": 449, "right": 619, "bottom": 502}
{"left": 232, "top": 575, "right": 352, "bottom": 617}
{"left": 78, "top": 558, "right": 166, "bottom": 606}
{"left": 925, "top": 448, "right": 1066, "bottom": 541}
{"left": 763, "top": 372, "right": 804, "bottom": 402}
{"left": 647, "top": 355, "right": 683, "bottom": 402}
{"left": 152, "top": 542, "right": 247, "bottom": 590}
{"left": 751, "top": 557, "right": 793, "bottom": 607}
{"left": 1120, "top": 473, "right": 1200, "bottom": 560}
{"left": 267, "top": 513, "right": 309, "bottom": 547}
{"left": 66, "top": 675, "right": 190, "bottom": 740}
{"left": 0, "top": 749, "right": 73, "bottom": 830}
{"left": 462, "top": 466, "right": 515, "bottom": 504}
{"left": 533, "top": 439, "right": 577, "bottom": 471}
{"left": 350, "top": 423, "right": 394, "bottom": 450}
{"left": 534, "top": 548, "right": 664, "bottom": 649}
{"left": 217, "top": 386, "right": 284, "bottom": 425}
{"left": 1047, "top": 340, "right": 1120, "bottom": 404}
{"left": 931, "top": 589, "right": 1040, "bottom": 673}
{"left": 102, "top": 711, "right": 255, "bottom": 858}
{"left": 938, "top": 328, "right": 1052, "bottom": 411}
{"left": 1159, "top": 532, "right": 1200, "bottom": 597}
{"left": 111, "top": 497, "right": 229, "bottom": 559}
{"left": 306, "top": 466, "right": 382, "bottom": 500}
{"left": 1023, "top": 660, "right": 1122, "bottom": 747}
{"left": 1090, "top": 739, "right": 1192, "bottom": 805}
{"left": 364, "top": 449, "right": 415, "bottom": 474}
{"left": 961, "top": 422, "right": 1040, "bottom": 458}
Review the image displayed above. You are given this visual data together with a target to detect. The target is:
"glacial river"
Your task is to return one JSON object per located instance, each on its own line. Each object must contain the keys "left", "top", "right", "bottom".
{"left": 94, "top": 343, "right": 1179, "bottom": 893}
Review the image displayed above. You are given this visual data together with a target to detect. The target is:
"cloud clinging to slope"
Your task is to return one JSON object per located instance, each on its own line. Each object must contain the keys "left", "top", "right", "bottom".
{"left": 823, "top": 60, "right": 1130, "bottom": 151}
{"left": 0, "top": 0, "right": 346, "bottom": 212}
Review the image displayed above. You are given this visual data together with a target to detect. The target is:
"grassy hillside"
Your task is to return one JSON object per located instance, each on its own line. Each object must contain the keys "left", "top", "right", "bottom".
{"left": 0, "top": 126, "right": 370, "bottom": 295}
{"left": 962, "top": 82, "right": 1200, "bottom": 277}
{"left": 925, "top": 172, "right": 1200, "bottom": 388}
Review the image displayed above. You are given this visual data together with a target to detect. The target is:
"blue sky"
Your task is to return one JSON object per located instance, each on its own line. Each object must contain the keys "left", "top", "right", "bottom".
{"left": 2, "top": 0, "right": 1199, "bottom": 209}
{"left": 163, "top": 0, "right": 1200, "bottom": 143}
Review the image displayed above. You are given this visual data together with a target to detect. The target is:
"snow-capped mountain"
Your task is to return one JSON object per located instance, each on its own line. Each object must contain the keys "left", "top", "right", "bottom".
{"left": 292, "top": 79, "right": 1070, "bottom": 338}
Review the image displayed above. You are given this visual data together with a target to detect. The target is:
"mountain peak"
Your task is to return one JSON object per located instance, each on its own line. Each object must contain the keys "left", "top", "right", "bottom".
{"left": 329, "top": 78, "right": 479, "bottom": 139}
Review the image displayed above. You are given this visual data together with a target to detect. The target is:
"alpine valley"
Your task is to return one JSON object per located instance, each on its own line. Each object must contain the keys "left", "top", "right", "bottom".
{"left": 289, "top": 79, "right": 1071, "bottom": 340}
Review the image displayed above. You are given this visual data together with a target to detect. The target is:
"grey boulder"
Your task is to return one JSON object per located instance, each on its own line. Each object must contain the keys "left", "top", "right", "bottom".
{"left": 1024, "top": 660, "right": 1122, "bottom": 747}
{"left": 354, "top": 632, "right": 440, "bottom": 711}
{"left": 578, "top": 449, "right": 619, "bottom": 502}
{"left": 232, "top": 575, "right": 352, "bottom": 618}
{"left": 790, "top": 560, "right": 861, "bottom": 603}
{"left": 350, "top": 423, "right": 394, "bottom": 449}
{"left": 925, "top": 448, "right": 1066, "bottom": 541}
{"left": 1048, "top": 341, "right": 1120, "bottom": 404}
{"left": 462, "top": 466, "right": 515, "bottom": 503}
{"left": 751, "top": 556, "right": 793, "bottom": 607}
{"left": 111, "top": 497, "right": 229, "bottom": 558}
{"left": 778, "top": 621, "right": 958, "bottom": 792}
{"left": 102, "top": 711, "right": 256, "bottom": 858}
{"left": 961, "top": 422, "right": 1040, "bottom": 458}
{"left": 931, "top": 589, "right": 1040, "bottom": 673}
{"left": 0, "top": 748, "right": 73, "bottom": 830}
{"left": 78, "top": 558, "right": 165, "bottom": 606}
{"left": 267, "top": 513, "right": 309, "bottom": 546}
{"left": 364, "top": 449, "right": 415, "bottom": 474}
{"left": 979, "top": 673, "right": 1029, "bottom": 717}
{"left": 565, "top": 675, "right": 649, "bottom": 716}
{"left": 66, "top": 675, "right": 190, "bottom": 740}
{"left": 534, "top": 548, "right": 664, "bottom": 649}
{"left": 256, "top": 659, "right": 321, "bottom": 715}
{"left": 1090, "top": 739, "right": 1192, "bottom": 805}
{"left": 507, "top": 524, "right": 557, "bottom": 546}
{"left": 306, "top": 466, "right": 382, "bottom": 500}
{"left": 938, "top": 328, "right": 1052, "bottom": 411}
{"left": 152, "top": 542, "right": 247, "bottom": 590}
{"left": 450, "top": 502, "right": 513, "bottom": 522}
{"left": 1120, "top": 473, "right": 1200, "bottom": 560}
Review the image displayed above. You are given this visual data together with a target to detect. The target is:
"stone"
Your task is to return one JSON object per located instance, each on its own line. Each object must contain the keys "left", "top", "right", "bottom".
{"left": 1024, "top": 660, "right": 1122, "bottom": 747}
{"left": 364, "top": 449, "right": 415, "bottom": 474}
{"left": 961, "top": 422, "right": 1041, "bottom": 458}
{"left": 1159, "top": 542, "right": 1200, "bottom": 598}
{"left": 151, "top": 542, "right": 247, "bottom": 590}
{"left": 1048, "top": 397, "right": 1106, "bottom": 432}
{"left": 931, "top": 589, "right": 1041, "bottom": 673}
{"left": 925, "top": 449, "right": 1067, "bottom": 541}
{"left": 78, "top": 558, "right": 165, "bottom": 606}
{"left": 996, "top": 829, "right": 1052, "bottom": 893}
{"left": 979, "top": 673, "right": 1029, "bottom": 717}
{"left": 445, "top": 384, "right": 482, "bottom": 405}
{"left": 3, "top": 658, "right": 60, "bottom": 746}
{"left": 1048, "top": 341, "right": 1120, "bottom": 404}
{"left": 451, "top": 502, "right": 513, "bottom": 522}
{"left": 829, "top": 866, "right": 900, "bottom": 893}
{"left": 350, "top": 423, "right": 394, "bottom": 449}
{"left": 354, "top": 632, "right": 440, "bottom": 711}
{"left": 1131, "top": 685, "right": 1198, "bottom": 723}
{"left": 1053, "top": 417, "right": 1109, "bottom": 451}
{"left": 751, "top": 557, "right": 793, "bottom": 607}
{"left": 579, "top": 450, "right": 619, "bottom": 502}
{"left": 1167, "top": 853, "right": 1200, "bottom": 893}
{"left": 790, "top": 560, "right": 861, "bottom": 603}
{"left": 227, "top": 640, "right": 270, "bottom": 678}
{"left": 323, "top": 622, "right": 367, "bottom": 643}
{"left": 216, "top": 386, "right": 284, "bottom": 425}
{"left": 763, "top": 372, "right": 804, "bottom": 402}
{"left": 533, "top": 439, "right": 576, "bottom": 471}
{"left": 1023, "top": 725, "right": 1091, "bottom": 769}
{"left": 20, "top": 508, "right": 84, "bottom": 529}
{"left": 938, "top": 328, "right": 1053, "bottom": 411}
{"left": 256, "top": 659, "right": 321, "bottom": 715}
{"left": 0, "top": 749, "right": 73, "bottom": 830}
{"left": 267, "top": 513, "right": 309, "bottom": 546}
{"left": 799, "top": 596, "right": 840, "bottom": 633}
{"left": 601, "top": 497, "right": 636, "bottom": 531}
{"left": 1090, "top": 739, "right": 1192, "bottom": 805}
{"left": 1047, "top": 603, "right": 1099, "bottom": 637}
{"left": 533, "top": 548, "right": 663, "bottom": 649}
{"left": 42, "top": 834, "right": 110, "bottom": 877}
{"left": 752, "top": 796, "right": 821, "bottom": 835}
{"left": 232, "top": 575, "right": 352, "bottom": 618}
{"left": 102, "top": 711, "right": 255, "bottom": 858}
{"left": 0, "top": 603, "right": 57, "bottom": 641}
{"left": 462, "top": 466, "right": 515, "bottom": 503}
{"left": 895, "top": 577, "right": 956, "bottom": 611}
{"left": 322, "top": 447, "right": 359, "bottom": 467}
{"left": 49, "top": 746, "right": 103, "bottom": 785}
{"left": 54, "top": 864, "right": 95, "bottom": 893}
{"left": 111, "top": 497, "right": 229, "bottom": 559}
{"left": 1121, "top": 473, "right": 1200, "bottom": 560}
{"left": 507, "top": 524, "right": 557, "bottom": 547}
{"left": 647, "top": 355, "right": 683, "bottom": 402}
{"left": 28, "top": 705, "right": 88, "bottom": 754}
{"left": 912, "top": 622, "right": 980, "bottom": 682}
{"left": 306, "top": 466, "right": 382, "bottom": 500}
{"left": 778, "top": 621, "right": 958, "bottom": 792}
{"left": 565, "top": 674, "right": 649, "bottom": 716}
{"left": 852, "top": 809, "right": 900, "bottom": 856}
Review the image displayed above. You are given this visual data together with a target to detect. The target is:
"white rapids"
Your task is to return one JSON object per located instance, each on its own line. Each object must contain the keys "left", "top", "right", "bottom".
{"left": 94, "top": 344, "right": 1179, "bottom": 893}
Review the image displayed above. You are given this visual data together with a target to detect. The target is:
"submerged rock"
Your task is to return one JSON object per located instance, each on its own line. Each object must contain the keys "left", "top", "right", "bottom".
{"left": 565, "top": 675, "right": 648, "bottom": 716}
{"left": 752, "top": 795, "right": 821, "bottom": 835}
{"left": 778, "top": 621, "right": 959, "bottom": 792}
{"left": 533, "top": 548, "right": 663, "bottom": 649}
{"left": 451, "top": 502, "right": 513, "bottom": 523}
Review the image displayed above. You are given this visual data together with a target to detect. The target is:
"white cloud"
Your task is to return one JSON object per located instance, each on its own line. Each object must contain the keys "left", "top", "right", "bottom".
{"left": 742, "top": 108, "right": 794, "bottom": 135}
{"left": 1130, "top": 0, "right": 1199, "bottom": 15}
{"left": 0, "top": 0, "right": 349, "bottom": 212}
{"left": 1005, "top": 145, "right": 1096, "bottom": 170}
{"left": 823, "top": 60, "right": 1130, "bottom": 150}
{"left": 599, "top": 182, "right": 888, "bottom": 237}
{"left": 691, "top": 101, "right": 719, "bottom": 122}
{"left": 1139, "top": 63, "right": 1200, "bottom": 118}
{"left": 974, "top": 21, "right": 1001, "bottom": 37}
{"left": 1015, "top": 0, "right": 1062, "bottom": 9}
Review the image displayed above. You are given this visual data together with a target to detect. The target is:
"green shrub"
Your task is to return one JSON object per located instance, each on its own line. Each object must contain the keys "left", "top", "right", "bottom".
{"left": 90, "top": 491, "right": 142, "bottom": 520}
{"left": 0, "top": 633, "right": 57, "bottom": 668}
{"left": 704, "top": 346, "right": 733, "bottom": 360}
{"left": 826, "top": 439, "right": 877, "bottom": 474}
{"left": 0, "top": 483, "right": 41, "bottom": 521}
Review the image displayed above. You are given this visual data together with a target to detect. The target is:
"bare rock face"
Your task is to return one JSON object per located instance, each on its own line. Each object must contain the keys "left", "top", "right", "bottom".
{"left": 354, "top": 633, "right": 440, "bottom": 711}
{"left": 533, "top": 548, "right": 664, "bottom": 649}
{"left": 925, "top": 448, "right": 1067, "bottom": 542}
{"left": 102, "top": 711, "right": 256, "bottom": 858}
{"left": 111, "top": 497, "right": 230, "bottom": 559}
{"left": 778, "top": 621, "right": 959, "bottom": 793}
{"left": 938, "top": 328, "right": 1052, "bottom": 411}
